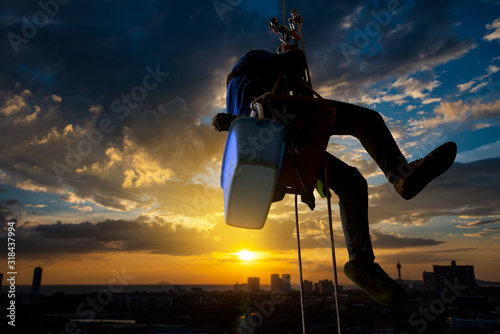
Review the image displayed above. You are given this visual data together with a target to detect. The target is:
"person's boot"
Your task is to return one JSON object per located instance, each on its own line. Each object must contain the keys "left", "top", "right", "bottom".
{"left": 344, "top": 260, "right": 408, "bottom": 306}
{"left": 394, "top": 141, "right": 457, "bottom": 200}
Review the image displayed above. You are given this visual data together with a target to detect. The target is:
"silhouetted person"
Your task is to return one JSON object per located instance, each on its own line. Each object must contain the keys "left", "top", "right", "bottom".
{"left": 225, "top": 49, "right": 457, "bottom": 306}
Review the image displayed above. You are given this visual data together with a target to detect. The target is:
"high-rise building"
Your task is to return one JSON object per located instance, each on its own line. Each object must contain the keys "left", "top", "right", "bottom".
{"left": 435, "top": 260, "right": 476, "bottom": 295}
{"left": 303, "top": 280, "right": 313, "bottom": 295}
{"left": 233, "top": 282, "right": 247, "bottom": 292}
{"left": 318, "top": 279, "right": 334, "bottom": 295}
{"left": 270, "top": 274, "right": 281, "bottom": 292}
{"left": 270, "top": 273, "right": 291, "bottom": 293}
{"left": 31, "top": 267, "right": 43, "bottom": 300}
{"left": 282, "top": 274, "right": 291, "bottom": 293}
{"left": 423, "top": 270, "right": 436, "bottom": 291}
{"left": 396, "top": 259, "right": 402, "bottom": 281}
{"left": 247, "top": 277, "right": 260, "bottom": 293}
{"left": 425, "top": 261, "right": 477, "bottom": 296}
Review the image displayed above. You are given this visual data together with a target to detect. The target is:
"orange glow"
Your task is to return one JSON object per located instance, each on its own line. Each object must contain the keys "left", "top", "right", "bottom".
{"left": 235, "top": 249, "right": 256, "bottom": 261}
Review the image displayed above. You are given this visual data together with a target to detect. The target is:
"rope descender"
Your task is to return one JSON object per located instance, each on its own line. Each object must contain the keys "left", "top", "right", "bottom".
{"left": 269, "top": 8, "right": 312, "bottom": 87}
{"left": 269, "top": 9, "right": 302, "bottom": 52}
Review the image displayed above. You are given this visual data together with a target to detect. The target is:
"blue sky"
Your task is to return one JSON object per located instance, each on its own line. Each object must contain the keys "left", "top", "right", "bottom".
{"left": 0, "top": 0, "right": 499, "bottom": 284}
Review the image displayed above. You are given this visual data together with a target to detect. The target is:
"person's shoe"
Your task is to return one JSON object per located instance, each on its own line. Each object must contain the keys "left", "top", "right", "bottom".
{"left": 344, "top": 260, "right": 408, "bottom": 307}
{"left": 394, "top": 142, "right": 457, "bottom": 200}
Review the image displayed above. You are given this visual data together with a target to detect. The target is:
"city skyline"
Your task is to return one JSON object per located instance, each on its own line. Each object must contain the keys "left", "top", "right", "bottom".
{"left": 1, "top": 1, "right": 500, "bottom": 286}
{"left": 3, "top": 258, "right": 494, "bottom": 291}
{"left": 0, "top": 262, "right": 489, "bottom": 298}
{"left": 3, "top": 266, "right": 498, "bottom": 333}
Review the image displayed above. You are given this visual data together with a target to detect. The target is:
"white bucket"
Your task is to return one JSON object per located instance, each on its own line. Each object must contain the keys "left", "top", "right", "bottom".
{"left": 221, "top": 117, "right": 287, "bottom": 229}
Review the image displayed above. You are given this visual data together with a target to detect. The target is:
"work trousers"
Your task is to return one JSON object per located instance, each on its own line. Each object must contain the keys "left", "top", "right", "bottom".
{"left": 324, "top": 100, "right": 409, "bottom": 263}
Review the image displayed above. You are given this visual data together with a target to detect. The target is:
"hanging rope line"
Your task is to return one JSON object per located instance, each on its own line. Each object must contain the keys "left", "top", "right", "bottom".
{"left": 283, "top": 0, "right": 286, "bottom": 25}
{"left": 324, "top": 156, "right": 343, "bottom": 334}
{"left": 295, "top": 194, "right": 307, "bottom": 334}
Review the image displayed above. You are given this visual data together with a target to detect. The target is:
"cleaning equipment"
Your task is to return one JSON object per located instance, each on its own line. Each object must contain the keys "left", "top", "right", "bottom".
{"left": 221, "top": 116, "right": 287, "bottom": 229}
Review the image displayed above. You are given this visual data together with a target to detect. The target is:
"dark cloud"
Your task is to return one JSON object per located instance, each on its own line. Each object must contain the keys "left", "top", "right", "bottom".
{"left": 0, "top": 0, "right": 479, "bottom": 117}
{"left": 376, "top": 247, "right": 481, "bottom": 266}
{"left": 6, "top": 198, "right": 19, "bottom": 206}
{"left": 125, "top": 98, "right": 228, "bottom": 180}
{"left": 303, "top": 0, "right": 477, "bottom": 103}
{"left": 0, "top": 198, "right": 22, "bottom": 228}
{"left": 457, "top": 218, "right": 500, "bottom": 229}
{"left": 368, "top": 158, "right": 500, "bottom": 225}
{"left": 15, "top": 217, "right": 219, "bottom": 258}
{"left": 10, "top": 213, "right": 446, "bottom": 261}
{"left": 1, "top": 1, "right": 261, "bottom": 116}
{"left": 371, "top": 230, "right": 444, "bottom": 248}
{"left": 0, "top": 0, "right": 257, "bottom": 211}
{"left": 0, "top": 203, "right": 13, "bottom": 227}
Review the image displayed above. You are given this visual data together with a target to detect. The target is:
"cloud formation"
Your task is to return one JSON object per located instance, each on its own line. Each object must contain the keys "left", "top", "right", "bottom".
{"left": 484, "top": 18, "right": 500, "bottom": 42}
{"left": 10, "top": 157, "right": 499, "bottom": 261}
{"left": 456, "top": 218, "right": 500, "bottom": 229}
{"left": 367, "top": 158, "right": 500, "bottom": 226}
{"left": 13, "top": 214, "right": 447, "bottom": 262}
{"left": 313, "top": 0, "right": 476, "bottom": 103}
{"left": 407, "top": 100, "right": 500, "bottom": 134}
{"left": 0, "top": 0, "right": 493, "bottom": 219}
{"left": 0, "top": 1, "right": 499, "bottom": 284}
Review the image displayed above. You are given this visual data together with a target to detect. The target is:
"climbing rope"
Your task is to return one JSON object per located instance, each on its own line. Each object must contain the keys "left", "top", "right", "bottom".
{"left": 295, "top": 194, "right": 307, "bottom": 334}
{"left": 283, "top": 0, "right": 286, "bottom": 26}
{"left": 272, "top": 4, "right": 343, "bottom": 333}
{"left": 324, "top": 156, "right": 343, "bottom": 334}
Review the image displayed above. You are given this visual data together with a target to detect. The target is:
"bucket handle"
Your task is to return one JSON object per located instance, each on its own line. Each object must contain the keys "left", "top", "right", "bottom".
{"left": 251, "top": 102, "right": 265, "bottom": 121}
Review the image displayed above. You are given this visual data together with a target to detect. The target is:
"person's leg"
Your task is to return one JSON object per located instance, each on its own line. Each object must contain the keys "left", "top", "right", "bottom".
{"left": 328, "top": 99, "right": 457, "bottom": 200}
{"left": 323, "top": 152, "right": 408, "bottom": 306}
{"left": 328, "top": 100, "right": 408, "bottom": 182}
{"left": 324, "top": 153, "right": 374, "bottom": 263}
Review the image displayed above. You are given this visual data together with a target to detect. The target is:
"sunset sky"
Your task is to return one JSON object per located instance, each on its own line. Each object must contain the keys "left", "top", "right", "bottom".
{"left": 1, "top": 0, "right": 499, "bottom": 287}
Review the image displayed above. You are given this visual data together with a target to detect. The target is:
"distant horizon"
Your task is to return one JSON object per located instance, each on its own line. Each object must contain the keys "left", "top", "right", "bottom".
{"left": 4, "top": 257, "right": 498, "bottom": 286}
{"left": 4, "top": 279, "right": 500, "bottom": 298}
{"left": 8, "top": 278, "right": 500, "bottom": 286}
{"left": 5, "top": 276, "right": 500, "bottom": 287}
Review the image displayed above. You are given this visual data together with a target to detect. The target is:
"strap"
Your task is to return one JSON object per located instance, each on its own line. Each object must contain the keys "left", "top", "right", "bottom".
{"left": 226, "top": 68, "right": 248, "bottom": 87}
{"left": 226, "top": 66, "right": 275, "bottom": 87}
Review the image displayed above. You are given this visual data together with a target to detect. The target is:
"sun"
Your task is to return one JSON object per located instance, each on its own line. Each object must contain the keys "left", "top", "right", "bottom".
{"left": 236, "top": 250, "right": 255, "bottom": 261}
